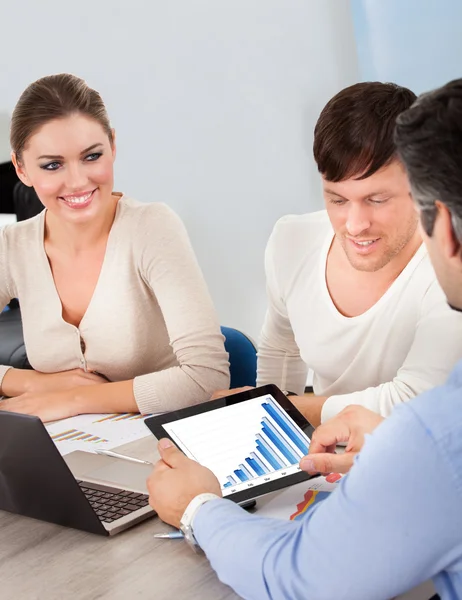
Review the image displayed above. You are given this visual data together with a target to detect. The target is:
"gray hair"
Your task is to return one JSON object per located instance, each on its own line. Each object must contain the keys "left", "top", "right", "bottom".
{"left": 394, "top": 79, "right": 462, "bottom": 243}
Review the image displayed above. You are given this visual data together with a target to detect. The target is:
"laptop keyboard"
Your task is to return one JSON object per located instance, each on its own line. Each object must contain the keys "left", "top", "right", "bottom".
{"left": 77, "top": 481, "right": 150, "bottom": 524}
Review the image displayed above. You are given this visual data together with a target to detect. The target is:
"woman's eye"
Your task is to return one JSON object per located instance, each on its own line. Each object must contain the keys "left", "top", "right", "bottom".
{"left": 85, "top": 152, "right": 102, "bottom": 162}
{"left": 41, "top": 162, "right": 61, "bottom": 171}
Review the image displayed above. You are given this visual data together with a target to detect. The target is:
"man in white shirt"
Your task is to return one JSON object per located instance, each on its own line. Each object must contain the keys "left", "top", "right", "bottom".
{"left": 147, "top": 79, "right": 462, "bottom": 600}
{"left": 256, "top": 82, "right": 462, "bottom": 425}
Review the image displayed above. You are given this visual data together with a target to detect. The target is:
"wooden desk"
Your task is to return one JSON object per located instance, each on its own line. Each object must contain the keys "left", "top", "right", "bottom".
{"left": 0, "top": 435, "right": 240, "bottom": 600}
{"left": 0, "top": 434, "right": 436, "bottom": 600}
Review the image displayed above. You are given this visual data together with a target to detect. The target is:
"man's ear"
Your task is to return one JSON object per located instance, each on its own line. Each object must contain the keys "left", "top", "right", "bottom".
{"left": 434, "top": 200, "right": 461, "bottom": 259}
{"left": 11, "top": 152, "right": 33, "bottom": 188}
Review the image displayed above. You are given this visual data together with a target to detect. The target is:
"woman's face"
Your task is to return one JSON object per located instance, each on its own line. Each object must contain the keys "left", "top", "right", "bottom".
{"left": 13, "top": 113, "right": 116, "bottom": 224}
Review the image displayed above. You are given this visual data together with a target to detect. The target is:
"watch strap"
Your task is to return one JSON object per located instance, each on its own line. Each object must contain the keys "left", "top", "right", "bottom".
{"left": 180, "top": 493, "right": 220, "bottom": 552}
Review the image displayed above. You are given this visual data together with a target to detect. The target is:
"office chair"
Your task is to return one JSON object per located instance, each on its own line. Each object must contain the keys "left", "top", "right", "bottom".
{"left": 220, "top": 326, "right": 257, "bottom": 389}
{"left": 13, "top": 180, "right": 43, "bottom": 221}
{"left": 0, "top": 182, "right": 42, "bottom": 322}
{"left": 0, "top": 161, "right": 19, "bottom": 214}
{"left": 0, "top": 307, "right": 30, "bottom": 369}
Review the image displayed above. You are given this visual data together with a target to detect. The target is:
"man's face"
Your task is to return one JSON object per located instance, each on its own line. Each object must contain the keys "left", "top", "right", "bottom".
{"left": 418, "top": 205, "right": 462, "bottom": 310}
{"left": 323, "top": 161, "right": 420, "bottom": 272}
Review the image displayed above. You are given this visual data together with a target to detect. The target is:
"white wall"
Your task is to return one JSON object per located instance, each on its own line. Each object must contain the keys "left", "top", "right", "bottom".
{"left": 352, "top": 0, "right": 462, "bottom": 94}
{"left": 0, "top": 1, "right": 359, "bottom": 340}
{"left": 0, "top": 113, "right": 10, "bottom": 163}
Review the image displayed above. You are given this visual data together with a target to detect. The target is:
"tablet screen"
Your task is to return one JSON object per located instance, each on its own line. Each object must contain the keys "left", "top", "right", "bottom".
{"left": 156, "top": 389, "right": 312, "bottom": 498}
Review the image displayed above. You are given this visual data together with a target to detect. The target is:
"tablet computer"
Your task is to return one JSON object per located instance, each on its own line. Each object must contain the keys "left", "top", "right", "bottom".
{"left": 144, "top": 384, "right": 315, "bottom": 504}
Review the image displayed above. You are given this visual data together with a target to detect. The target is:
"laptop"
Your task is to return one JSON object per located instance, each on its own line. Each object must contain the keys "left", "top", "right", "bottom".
{"left": 0, "top": 411, "right": 155, "bottom": 536}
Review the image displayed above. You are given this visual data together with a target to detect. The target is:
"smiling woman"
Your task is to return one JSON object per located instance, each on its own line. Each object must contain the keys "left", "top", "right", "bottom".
{"left": 0, "top": 73, "right": 229, "bottom": 422}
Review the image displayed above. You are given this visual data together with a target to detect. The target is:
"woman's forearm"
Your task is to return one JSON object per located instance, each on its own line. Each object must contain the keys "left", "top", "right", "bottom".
{"left": 72, "top": 379, "right": 138, "bottom": 415}
{"left": 1, "top": 367, "right": 111, "bottom": 398}
{"left": 1, "top": 368, "right": 38, "bottom": 397}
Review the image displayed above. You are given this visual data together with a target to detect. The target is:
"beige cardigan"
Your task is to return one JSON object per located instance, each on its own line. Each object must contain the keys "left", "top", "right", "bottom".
{"left": 0, "top": 196, "right": 229, "bottom": 413}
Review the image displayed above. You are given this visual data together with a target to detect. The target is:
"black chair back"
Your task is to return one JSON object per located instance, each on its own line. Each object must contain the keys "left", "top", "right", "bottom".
{"left": 0, "top": 161, "right": 19, "bottom": 214}
{"left": 13, "top": 181, "right": 43, "bottom": 221}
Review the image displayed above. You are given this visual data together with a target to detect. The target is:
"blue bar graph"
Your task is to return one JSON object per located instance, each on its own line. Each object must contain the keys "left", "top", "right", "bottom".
{"left": 250, "top": 452, "right": 268, "bottom": 474}
{"left": 262, "top": 418, "right": 298, "bottom": 464}
{"left": 262, "top": 402, "right": 309, "bottom": 455}
{"left": 234, "top": 469, "right": 248, "bottom": 482}
{"left": 256, "top": 433, "right": 285, "bottom": 468}
{"left": 256, "top": 441, "right": 281, "bottom": 471}
{"left": 246, "top": 457, "right": 264, "bottom": 476}
{"left": 240, "top": 463, "right": 253, "bottom": 478}
{"left": 222, "top": 398, "right": 310, "bottom": 490}
{"left": 262, "top": 415, "right": 301, "bottom": 458}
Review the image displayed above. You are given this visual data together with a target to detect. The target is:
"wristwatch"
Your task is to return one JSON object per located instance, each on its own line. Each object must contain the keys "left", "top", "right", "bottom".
{"left": 283, "top": 390, "right": 297, "bottom": 397}
{"left": 179, "top": 493, "right": 220, "bottom": 553}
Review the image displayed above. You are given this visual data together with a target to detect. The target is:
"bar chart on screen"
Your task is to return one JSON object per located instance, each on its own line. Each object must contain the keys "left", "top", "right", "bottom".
{"left": 46, "top": 412, "right": 155, "bottom": 456}
{"left": 162, "top": 395, "right": 311, "bottom": 496}
{"left": 222, "top": 399, "right": 309, "bottom": 491}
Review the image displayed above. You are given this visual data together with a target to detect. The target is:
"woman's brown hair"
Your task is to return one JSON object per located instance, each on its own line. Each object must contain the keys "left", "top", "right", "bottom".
{"left": 11, "top": 73, "right": 113, "bottom": 162}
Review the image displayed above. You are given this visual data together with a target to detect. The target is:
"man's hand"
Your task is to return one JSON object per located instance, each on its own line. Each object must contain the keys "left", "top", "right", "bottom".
{"left": 300, "top": 405, "right": 384, "bottom": 474}
{"left": 147, "top": 439, "right": 222, "bottom": 528}
{"left": 0, "top": 388, "right": 83, "bottom": 422}
{"left": 1, "top": 367, "right": 108, "bottom": 398}
{"left": 211, "top": 386, "right": 253, "bottom": 400}
{"left": 289, "top": 395, "right": 327, "bottom": 427}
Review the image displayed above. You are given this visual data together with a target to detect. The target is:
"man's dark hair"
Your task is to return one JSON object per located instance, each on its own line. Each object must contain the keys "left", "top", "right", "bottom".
{"left": 314, "top": 82, "right": 416, "bottom": 182}
{"left": 394, "top": 78, "right": 462, "bottom": 242}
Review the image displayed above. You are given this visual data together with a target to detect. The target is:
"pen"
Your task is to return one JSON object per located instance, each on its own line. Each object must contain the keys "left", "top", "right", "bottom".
{"left": 95, "top": 448, "right": 153, "bottom": 466}
{"left": 153, "top": 530, "right": 184, "bottom": 539}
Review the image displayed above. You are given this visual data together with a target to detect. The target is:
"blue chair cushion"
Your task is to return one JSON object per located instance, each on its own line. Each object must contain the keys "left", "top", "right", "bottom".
{"left": 221, "top": 326, "right": 257, "bottom": 389}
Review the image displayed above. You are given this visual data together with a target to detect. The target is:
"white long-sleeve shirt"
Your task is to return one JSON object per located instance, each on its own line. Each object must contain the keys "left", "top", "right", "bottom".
{"left": 257, "top": 210, "right": 462, "bottom": 422}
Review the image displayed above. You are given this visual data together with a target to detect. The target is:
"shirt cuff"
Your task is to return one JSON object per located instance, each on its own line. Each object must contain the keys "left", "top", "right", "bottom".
{"left": 133, "top": 374, "right": 162, "bottom": 414}
{"left": 320, "top": 394, "right": 355, "bottom": 422}
{"left": 182, "top": 493, "right": 221, "bottom": 529}
{"left": 0, "top": 365, "right": 12, "bottom": 391}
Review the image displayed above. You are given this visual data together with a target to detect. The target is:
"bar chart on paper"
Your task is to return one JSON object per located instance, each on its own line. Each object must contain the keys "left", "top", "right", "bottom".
{"left": 46, "top": 413, "right": 153, "bottom": 456}
{"left": 162, "top": 395, "right": 311, "bottom": 496}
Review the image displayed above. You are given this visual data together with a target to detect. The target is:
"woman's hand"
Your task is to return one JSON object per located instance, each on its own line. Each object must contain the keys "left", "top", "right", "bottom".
{"left": 1, "top": 379, "right": 139, "bottom": 422}
{"left": 1, "top": 367, "right": 108, "bottom": 397}
{"left": 0, "top": 389, "right": 82, "bottom": 423}
{"left": 0, "top": 371, "right": 110, "bottom": 422}
{"left": 33, "top": 369, "right": 109, "bottom": 392}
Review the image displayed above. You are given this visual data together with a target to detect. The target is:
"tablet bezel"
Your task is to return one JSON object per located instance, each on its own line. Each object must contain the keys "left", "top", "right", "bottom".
{"left": 144, "top": 384, "right": 316, "bottom": 504}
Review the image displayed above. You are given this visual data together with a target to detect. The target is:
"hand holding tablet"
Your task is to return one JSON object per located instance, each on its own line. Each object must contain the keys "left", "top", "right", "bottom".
{"left": 145, "top": 385, "right": 316, "bottom": 504}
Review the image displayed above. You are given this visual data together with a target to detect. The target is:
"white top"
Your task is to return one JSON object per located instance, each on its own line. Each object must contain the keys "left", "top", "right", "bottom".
{"left": 0, "top": 196, "right": 230, "bottom": 413}
{"left": 257, "top": 210, "right": 462, "bottom": 422}
{"left": 0, "top": 214, "right": 16, "bottom": 228}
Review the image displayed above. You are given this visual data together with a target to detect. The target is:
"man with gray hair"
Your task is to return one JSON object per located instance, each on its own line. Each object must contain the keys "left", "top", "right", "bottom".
{"left": 147, "top": 79, "right": 462, "bottom": 600}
